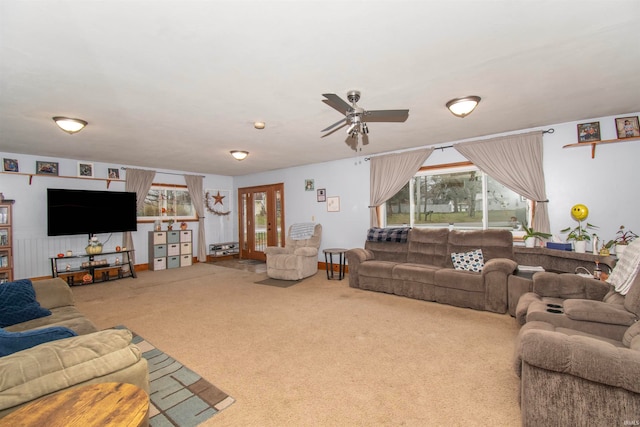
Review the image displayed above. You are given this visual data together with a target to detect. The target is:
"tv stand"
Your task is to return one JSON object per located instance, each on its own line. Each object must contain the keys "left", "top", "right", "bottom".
{"left": 50, "top": 249, "right": 136, "bottom": 286}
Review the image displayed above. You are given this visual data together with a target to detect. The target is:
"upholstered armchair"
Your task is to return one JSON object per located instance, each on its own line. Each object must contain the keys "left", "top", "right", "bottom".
{"left": 265, "top": 223, "right": 322, "bottom": 280}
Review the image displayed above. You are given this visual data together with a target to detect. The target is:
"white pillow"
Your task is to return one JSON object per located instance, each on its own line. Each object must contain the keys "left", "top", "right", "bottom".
{"left": 451, "top": 249, "right": 484, "bottom": 272}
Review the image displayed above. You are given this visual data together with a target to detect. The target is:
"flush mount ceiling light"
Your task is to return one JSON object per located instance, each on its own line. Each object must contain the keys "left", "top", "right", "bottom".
{"left": 446, "top": 96, "right": 481, "bottom": 118}
{"left": 52, "top": 116, "right": 88, "bottom": 134}
{"left": 230, "top": 150, "right": 249, "bottom": 161}
{"left": 254, "top": 122, "right": 265, "bottom": 129}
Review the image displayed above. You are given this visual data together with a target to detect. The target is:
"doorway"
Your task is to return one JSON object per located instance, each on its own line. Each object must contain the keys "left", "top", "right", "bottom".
{"left": 238, "top": 183, "right": 285, "bottom": 261}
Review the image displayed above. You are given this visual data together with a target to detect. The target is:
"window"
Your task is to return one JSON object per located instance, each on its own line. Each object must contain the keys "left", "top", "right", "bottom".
{"left": 137, "top": 184, "right": 196, "bottom": 222}
{"left": 384, "top": 163, "right": 530, "bottom": 230}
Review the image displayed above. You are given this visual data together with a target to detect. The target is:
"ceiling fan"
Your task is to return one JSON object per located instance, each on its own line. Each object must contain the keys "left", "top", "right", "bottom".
{"left": 321, "top": 90, "right": 409, "bottom": 150}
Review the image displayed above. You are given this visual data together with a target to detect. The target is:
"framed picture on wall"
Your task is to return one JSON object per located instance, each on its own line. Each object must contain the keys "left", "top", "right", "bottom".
{"left": 305, "top": 179, "right": 314, "bottom": 191}
{"left": 615, "top": 116, "right": 640, "bottom": 139}
{"left": 36, "top": 161, "right": 59, "bottom": 175}
{"left": 108, "top": 168, "right": 120, "bottom": 179}
{"left": 78, "top": 162, "right": 94, "bottom": 178}
{"left": 317, "top": 188, "right": 326, "bottom": 202}
{"left": 3, "top": 158, "right": 19, "bottom": 172}
{"left": 327, "top": 196, "right": 340, "bottom": 212}
{"left": 577, "top": 122, "right": 601, "bottom": 142}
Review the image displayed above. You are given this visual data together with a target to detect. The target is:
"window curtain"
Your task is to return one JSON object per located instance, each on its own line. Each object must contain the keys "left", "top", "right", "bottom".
{"left": 453, "top": 131, "right": 550, "bottom": 234}
{"left": 123, "top": 168, "right": 156, "bottom": 264}
{"left": 184, "top": 174, "right": 206, "bottom": 263}
{"left": 369, "top": 148, "right": 434, "bottom": 227}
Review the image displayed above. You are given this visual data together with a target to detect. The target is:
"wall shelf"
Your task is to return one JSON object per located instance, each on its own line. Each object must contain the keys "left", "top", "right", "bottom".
{"left": 0, "top": 171, "right": 124, "bottom": 188}
{"left": 563, "top": 136, "right": 640, "bottom": 159}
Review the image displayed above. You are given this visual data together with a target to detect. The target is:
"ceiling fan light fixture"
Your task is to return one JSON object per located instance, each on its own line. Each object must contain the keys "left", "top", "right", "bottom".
{"left": 53, "top": 116, "right": 88, "bottom": 134}
{"left": 230, "top": 150, "right": 249, "bottom": 161}
{"left": 446, "top": 96, "right": 481, "bottom": 118}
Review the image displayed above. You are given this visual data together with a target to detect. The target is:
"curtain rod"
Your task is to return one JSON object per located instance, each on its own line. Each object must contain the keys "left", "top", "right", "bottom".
{"left": 364, "top": 128, "right": 555, "bottom": 161}
{"left": 120, "top": 167, "right": 204, "bottom": 178}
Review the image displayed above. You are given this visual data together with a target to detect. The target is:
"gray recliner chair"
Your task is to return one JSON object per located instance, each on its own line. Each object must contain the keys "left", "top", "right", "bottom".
{"left": 264, "top": 224, "right": 322, "bottom": 280}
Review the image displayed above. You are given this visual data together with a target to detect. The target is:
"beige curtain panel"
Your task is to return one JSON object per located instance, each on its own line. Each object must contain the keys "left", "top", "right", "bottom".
{"left": 184, "top": 174, "right": 207, "bottom": 262}
{"left": 123, "top": 168, "right": 156, "bottom": 264}
{"left": 454, "top": 131, "right": 550, "bottom": 234}
{"left": 369, "top": 148, "right": 434, "bottom": 227}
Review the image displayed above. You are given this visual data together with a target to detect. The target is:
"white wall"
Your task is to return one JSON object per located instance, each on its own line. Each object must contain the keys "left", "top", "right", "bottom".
{"left": 2, "top": 111, "right": 638, "bottom": 279}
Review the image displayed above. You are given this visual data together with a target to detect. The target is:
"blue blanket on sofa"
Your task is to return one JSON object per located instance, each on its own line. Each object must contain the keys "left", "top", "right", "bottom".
{"left": 366, "top": 227, "right": 411, "bottom": 243}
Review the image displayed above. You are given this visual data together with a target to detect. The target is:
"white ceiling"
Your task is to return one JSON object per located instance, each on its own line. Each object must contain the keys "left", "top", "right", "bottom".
{"left": 1, "top": 1, "right": 639, "bottom": 177}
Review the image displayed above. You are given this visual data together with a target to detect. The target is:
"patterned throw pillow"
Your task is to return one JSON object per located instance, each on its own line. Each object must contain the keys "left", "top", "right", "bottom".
{"left": 451, "top": 249, "right": 485, "bottom": 272}
{"left": 0, "top": 279, "right": 52, "bottom": 328}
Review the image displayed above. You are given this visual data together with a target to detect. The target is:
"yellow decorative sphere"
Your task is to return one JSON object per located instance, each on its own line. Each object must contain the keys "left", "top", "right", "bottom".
{"left": 571, "top": 204, "right": 589, "bottom": 221}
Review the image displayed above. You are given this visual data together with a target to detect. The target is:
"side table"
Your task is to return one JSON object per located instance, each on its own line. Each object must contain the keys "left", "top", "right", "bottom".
{"left": 323, "top": 248, "right": 347, "bottom": 280}
{"left": 0, "top": 382, "right": 149, "bottom": 427}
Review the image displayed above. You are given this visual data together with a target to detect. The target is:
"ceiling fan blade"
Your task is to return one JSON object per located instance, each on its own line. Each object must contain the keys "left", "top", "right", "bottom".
{"left": 362, "top": 133, "right": 369, "bottom": 147}
{"left": 364, "top": 109, "right": 409, "bottom": 122}
{"left": 321, "top": 117, "right": 347, "bottom": 132}
{"left": 322, "top": 94, "right": 351, "bottom": 114}
{"left": 321, "top": 122, "right": 347, "bottom": 138}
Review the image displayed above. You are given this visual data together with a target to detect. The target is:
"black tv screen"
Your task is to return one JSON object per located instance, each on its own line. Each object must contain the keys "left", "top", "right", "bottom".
{"left": 47, "top": 188, "right": 138, "bottom": 236}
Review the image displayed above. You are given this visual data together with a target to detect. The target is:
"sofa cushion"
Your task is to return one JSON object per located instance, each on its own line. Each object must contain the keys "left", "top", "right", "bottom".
{"left": 3, "top": 306, "right": 98, "bottom": 336}
{"left": 448, "top": 229, "right": 514, "bottom": 262}
{"left": 434, "top": 268, "right": 484, "bottom": 292}
{"left": 0, "top": 279, "right": 51, "bottom": 328}
{"left": 392, "top": 263, "right": 439, "bottom": 285}
{"left": 451, "top": 249, "right": 484, "bottom": 272}
{"left": 0, "top": 328, "right": 141, "bottom": 411}
{"left": 0, "top": 326, "right": 77, "bottom": 357}
{"left": 406, "top": 228, "right": 449, "bottom": 267}
{"left": 359, "top": 260, "right": 397, "bottom": 279}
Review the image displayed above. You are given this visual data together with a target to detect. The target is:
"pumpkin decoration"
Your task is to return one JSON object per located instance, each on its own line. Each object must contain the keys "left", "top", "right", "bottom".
{"left": 85, "top": 236, "right": 103, "bottom": 255}
{"left": 82, "top": 274, "right": 93, "bottom": 284}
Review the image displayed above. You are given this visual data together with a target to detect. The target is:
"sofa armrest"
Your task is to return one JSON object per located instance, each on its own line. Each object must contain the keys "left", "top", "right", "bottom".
{"left": 532, "top": 272, "right": 611, "bottom": 300}
{"left": 563, "top": 299, "right": 637, "bottom": 326}
{"left": 516, "top": 327, "right": 640, "bottom": 393}
{"left": 345, "top": 248, "right": 375, "bottom": 289}
{"left": 294, "top": 247, "right": 318, "bottom": 257}
{"left": 482, "top": 258, "right": 518, "bottom": 275}
{"left": 264, "top": 246, "right": 291, "bottom": 256}
{"left": 32, "top": 278, "right": 75, "bottom": 310}
{"left": 0, "top": 328, "right": 143, "bottom": 412}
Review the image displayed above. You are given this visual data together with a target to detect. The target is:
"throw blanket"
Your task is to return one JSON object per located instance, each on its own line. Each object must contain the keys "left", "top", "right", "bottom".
{"left": 366, "top": 227, "right": 411, "bottom": 243}
{"left": 289, "top": 222, "right": 316, "bottom": 240}
{"left": 606, "top": 238, "right": 640, "bottom": 295}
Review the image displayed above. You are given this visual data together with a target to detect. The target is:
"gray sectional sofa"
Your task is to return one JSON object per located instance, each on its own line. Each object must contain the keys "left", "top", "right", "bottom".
{"left": 0, "top": 278, "right": 149, "bottom": 418}
{"left": 346, "top": 228, "right": 517, "bottom": 313}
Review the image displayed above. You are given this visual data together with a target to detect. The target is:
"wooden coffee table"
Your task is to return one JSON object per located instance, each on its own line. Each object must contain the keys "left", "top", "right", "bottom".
{"left": 0, "top": 382, "right": 149, "bottom": 427}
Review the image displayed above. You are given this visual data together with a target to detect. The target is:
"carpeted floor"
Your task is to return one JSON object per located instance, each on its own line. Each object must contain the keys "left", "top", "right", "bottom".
{"left": 72, "top": 263, "right": 522, "bottom": 426}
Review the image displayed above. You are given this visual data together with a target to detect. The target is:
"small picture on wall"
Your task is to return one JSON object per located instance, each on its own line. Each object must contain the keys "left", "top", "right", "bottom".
{"left": 305, "top": 179, "right": 314, "bottom": 191}
{"left": 317, "top": 188, "right": 326, "bottom": 202}
{"left": 78, "top": 162, "right": 94, "bottom": 178}
{"left": 327, "top": 196, "right": 340, "bottom": 212}
{"left": 3, "top": 158, "right": 19, "bottom": 172}
{"left": 108, "top": 168, "right": 120, "bottom": 179}
{"left": 36, "top": 161, "right": 59, "bottom": 175}
{"left": 577, "top": 122, "right": 601, "bottom": 142}
{"left": 615, "top": 116, "right": 640, "bottom": 139}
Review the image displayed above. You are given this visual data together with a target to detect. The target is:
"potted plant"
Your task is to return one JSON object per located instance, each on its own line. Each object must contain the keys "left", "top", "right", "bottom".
{"left": 604, "top": 225, "right": 638, "bottom": 258}
{"left": 522, "top": 224, "right": 552, "bottom": 248}
{"left": 561, "top": 204, "right": 598, "bottom": 253}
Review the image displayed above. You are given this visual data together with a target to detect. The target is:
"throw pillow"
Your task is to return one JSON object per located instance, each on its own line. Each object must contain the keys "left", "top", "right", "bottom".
{"left": 0, "top": 326, "right": 77, "bottom": 357}
{"left": 451, "top": 249, "right": 485, "bottom": 272}
{"left": 0, "top": 279, "right": 52, "bottom": 328}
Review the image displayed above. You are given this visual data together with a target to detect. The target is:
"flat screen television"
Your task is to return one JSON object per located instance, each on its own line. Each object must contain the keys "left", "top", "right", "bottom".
{"left": 47, "top": 188, "right": 138, "bottom": 237}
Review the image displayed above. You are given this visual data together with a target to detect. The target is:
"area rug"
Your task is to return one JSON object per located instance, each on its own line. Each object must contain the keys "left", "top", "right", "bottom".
{"left": 254, "top": 277, "right": 302, "bottom": 288}
{"left": 116, "top": 326, "right": 235, "bottom": 427}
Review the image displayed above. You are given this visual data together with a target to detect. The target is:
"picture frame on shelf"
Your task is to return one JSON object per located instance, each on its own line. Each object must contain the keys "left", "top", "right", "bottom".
{"left": 615, "top": 116, "right": 640, "bottom": 139}
{"left": 78, "top": 162, "right": 94, "bottom": 178}
{"left": 36, "top": 161, "right": 59, "bottom": 176}
{"left": 327, "top": 196, "right": 340, "bottom": 212}
{"left": 577, "top": 122, "right": 601, "bottom": 142}
{"left": 3, "top": 158, "right": 18, "bottom": 172}
{"left": 108, "top": 168, "right": 120, "bottom": 179}
{"left": 317, "top": 188, "right": 326, "bottom": 202}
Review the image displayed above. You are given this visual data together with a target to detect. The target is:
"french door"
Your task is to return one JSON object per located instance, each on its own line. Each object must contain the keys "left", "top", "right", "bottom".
{"left": 238, "top": 183, "right": 285, "bottom": 261}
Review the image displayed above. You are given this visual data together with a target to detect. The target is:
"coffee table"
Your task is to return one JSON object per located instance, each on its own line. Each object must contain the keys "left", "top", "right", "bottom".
{"left": 0, "top": 382, "right": 149, "bottom": 427}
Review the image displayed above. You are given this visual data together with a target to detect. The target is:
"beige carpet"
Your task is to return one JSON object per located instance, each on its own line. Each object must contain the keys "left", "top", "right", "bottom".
{"left": 72, "top": 263, "right": 522, "bottom": 426}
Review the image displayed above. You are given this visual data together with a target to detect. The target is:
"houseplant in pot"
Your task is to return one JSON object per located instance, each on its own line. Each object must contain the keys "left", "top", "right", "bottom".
{"left": 561, "top": 204, "right": 597, "bottom": 253}
{"left": 606, "top": 225, "right": 638, "bottom": 259}
{"left": 522, "top": 224, "right": 552, "bottom": 248}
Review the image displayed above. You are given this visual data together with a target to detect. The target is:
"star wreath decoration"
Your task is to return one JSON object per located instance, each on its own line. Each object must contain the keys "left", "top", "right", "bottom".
{"left": 205, "top": 191, "right": 231, "bottom": 216}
